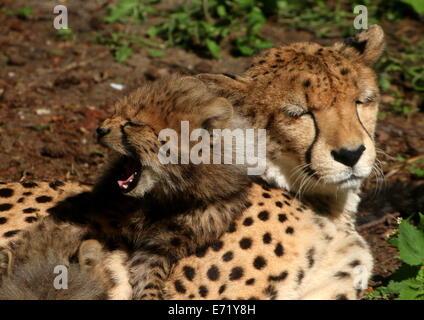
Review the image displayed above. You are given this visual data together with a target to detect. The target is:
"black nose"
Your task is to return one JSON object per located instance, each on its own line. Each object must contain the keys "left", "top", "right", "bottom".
{"left": 96, "top": 127, "right": 110, "bottom": 138}
{"left": 331, "top": 145, "right": 366, "bottom": 167}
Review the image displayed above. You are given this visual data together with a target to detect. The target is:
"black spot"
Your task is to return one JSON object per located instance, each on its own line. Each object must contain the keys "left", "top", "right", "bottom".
{"left": 144, "top": 283, "right": 159, "bottom": 290}
{"left": 275, "top": 201, "right": 283, "bottom": 208}
{"left": 340, "top": 68, "right": 350, "bottom": 75}
{"left": 227, "top": 222, "right": 236, "bottom": 233}
{"left": 229, "top": 267, "right": 244, "bottom": 280}
{"left": 244, "top": 201, "right": 252, "bottom": 208}
{"left": 3, "top": 230, "right": 20, "bottom": 238}
{"left": 183, "top": 266, "right": 195, "bottom": 281}
{"left": 35, "top": 196, "right": 52, "bottom": 203}
{"left": 245, "top": 278, "right": 255, "bottom": 285}
{"left": 49, "top": 180, "right": 64, "bottom": 190}
{"left": 243, "top": 217, "right": 253, "bottom": 226}
{"left": 307, "top": 248, "right": 315, "bottom": 268}
{"left": 0, "top": 188, "right": 13, "bottom": 198}
{"left": 222, "top": 251, "right": 233, "bottom": 262}
{"left": 253, "top": 256, "right": 267, "bottom": 270}
{"left": 335, "top": 271, "right": 350, "bottom": 279}
{"left": 336, "top": 293, "right": 349, "bottom": 300}
{"left": 174, "top": 280, "right": 186, "bottom": 294}
{"left": 17, "top": 197, "right": 24, "bottom": 203}
{"left": 303, "top": 79, "right": 311, "bottom": 87}
{"left": 195, "top": 246, "right": 208, "bottom": 257}
{"left": 268, "top": 271, "right": 288, "bottom": 282}
{"left": 286, "top": 226, "right": 294, "bottom": 234}
{"left": 258, "top": 202, "right": 264, "bottom": 206}
{"left": 262, "top": 192, "right": 271, "bottom": 198}
{"left": 297, "top": 269, "right": 305, "bottom": 284}
{"left": 278, "top": 214, "right": 287, "bottom": 223}
{"left": 239, "top": 238, "right": 252, "bottom": 249}
{"left": 218, "top": 285, "right": 226, "bottom": 294}
{"left": 263, "top": 285, "right": 278, "bottom": 300}
{"left": 344, "top": 37, "right": 367, "bottom": 54}
{"left": 258, "top": 210, "right": 269, "bottom": 221}
{"left": 296, "top": 207, "right": 304, "bottom": 212}
{"left": 198, "top": 286, "right": 208, "bottom": 298}
{"left": 212, "top": 240, "right": 223, "bottom": 252}
{"left": 349, "top": 259, "right": 361, "bottom": 268}
{"left": 188, "top": 294, "right": 195, "bottom": 299}
{"left": 25, "top": 216, "right": 38, "bottom": 223}
{"left": 21, "top": 182, "right": 38, "bottom": 188}
{"left": 170, "top": 237, "right": 182, "bottom": 247}
{"left": 263, "top": 232, "right": 272, "bottom": 244}
{"left": 0, "top": 203, "right": 12, "bottom": 211}
{"left": 0, "top": 217, "right": 7, "bottom": 224}
{"left": 22, "top": 207, "right": 38, "bottom": 214}
{"left": 22, "top": 192, "right": 32, "bottom": 196}
{"left": 274, "top": 243, "right": 284, "bottom": 257}
{"left": 207, "top": 265, "right": 220, "bottom": 281}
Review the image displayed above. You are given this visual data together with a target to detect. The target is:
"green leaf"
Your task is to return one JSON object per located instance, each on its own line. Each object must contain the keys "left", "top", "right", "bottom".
{"left": 114, "top": 46, "right": 133, "bottom": 62}
{"left": 398, "top": 221, "right": 424, "bottom": 266}
{"left": 16, "top": 6, "right": 32, "bottom": 19}
{"left": 216, "top": 5, "right": 226, "bottom": 17}
{"left": 206, "top": 39, "right": 221, "bottom": 59}
{"left": 148, "top": 48, "right": 165, "bottom": 58}
{"left": 401, "top": 0, "right": 424, "bottom": 14}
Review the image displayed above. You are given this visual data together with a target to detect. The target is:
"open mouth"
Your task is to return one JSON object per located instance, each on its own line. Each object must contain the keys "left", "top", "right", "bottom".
{"left": 117, "top": 156, "right": 142, "bottom": 193}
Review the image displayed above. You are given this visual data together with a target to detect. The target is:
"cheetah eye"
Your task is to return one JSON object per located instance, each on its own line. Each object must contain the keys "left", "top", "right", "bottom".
{"left": 281, "top": 105, "right": 307, "bottom": 119}
{"left": 122, "top": 121, "right": 143, "bottom": 128}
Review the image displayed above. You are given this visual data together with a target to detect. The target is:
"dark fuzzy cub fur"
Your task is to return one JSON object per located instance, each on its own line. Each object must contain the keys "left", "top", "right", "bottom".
{"left": 0, "top": 218, "right": 108, "bottom": 300}
{"left": 93, "top": 75, "right": 253, "bottom": 299}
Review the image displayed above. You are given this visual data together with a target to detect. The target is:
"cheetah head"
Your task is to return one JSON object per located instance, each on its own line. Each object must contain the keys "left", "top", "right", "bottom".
{"left": 97, "top": 76, "right": 249, "bottom": 203}
{"left": 197, "top": 25, "right": 385, "bottom": 196}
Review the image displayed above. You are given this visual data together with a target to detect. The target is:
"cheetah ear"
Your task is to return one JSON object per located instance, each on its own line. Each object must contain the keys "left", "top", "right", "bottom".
{"left": 200, "top": 97, "right": 234, "bottom": 131}
{"left": 334, "top": 25, "right": 385, "bottom": 66}
{"left": 78, "top": 239, "right": 104, "bottom": 270}
{"left": 196, "top": 73, "right": 251, "bottom": 98}
{"left": 0, "top": 248, "right": 13, "bottom": 278}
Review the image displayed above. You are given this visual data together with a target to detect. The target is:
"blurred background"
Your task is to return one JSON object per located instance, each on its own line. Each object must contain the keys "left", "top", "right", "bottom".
{"left": 0, "top": 0, "right": 423, "bottom": 298}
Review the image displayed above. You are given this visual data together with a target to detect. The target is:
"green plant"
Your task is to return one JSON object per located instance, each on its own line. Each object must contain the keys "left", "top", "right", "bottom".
{"left": 16, "top": 5, "right": 32, "bottom": 19}
{"left": 56, "top": 28, "right": 75, "bottom": 41}
{"left": 96, "top": 32, "right": 163, "bottom": 62}
{"left": 145, "top": 0, "right": 273, "bottom": 58}
{"left": 366, "top": 214, "right": 424, "bottom": 300}
{"left": 104, "top": 0, "right": 158, "bottom": 23}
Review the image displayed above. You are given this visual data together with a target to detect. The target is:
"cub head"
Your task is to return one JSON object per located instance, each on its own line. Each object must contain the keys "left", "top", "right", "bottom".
{"left": 97, "top": 75, "right": 249, "bottom": 204}
{"left": 197, "top": 25, "right": 385, "bottom": 195}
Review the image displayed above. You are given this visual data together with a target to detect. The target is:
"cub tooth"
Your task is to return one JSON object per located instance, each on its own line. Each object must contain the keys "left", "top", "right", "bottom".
{"left": 123, "top": 184, "right": 128, "bottom": 189}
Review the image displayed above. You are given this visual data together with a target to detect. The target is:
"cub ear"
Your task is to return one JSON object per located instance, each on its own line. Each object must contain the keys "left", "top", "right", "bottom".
{"left": 196, "top": 73, "right": 251, "bottom": 99}
{"left": 333, "top": 25, "right": 385, "bottom": 66}
{"left": 201, "top": 97, "right": 234, "bottom": 131}
{"left": 78, "top": 239, "right": 104, "bottom": 270}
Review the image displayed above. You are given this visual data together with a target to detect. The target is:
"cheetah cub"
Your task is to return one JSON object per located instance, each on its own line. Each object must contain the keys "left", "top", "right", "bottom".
{"left": 96, "top": 75, "right": 252, "bottom": 299}
{"left": 0, "top": 217, "right": 131, "bottom": 300}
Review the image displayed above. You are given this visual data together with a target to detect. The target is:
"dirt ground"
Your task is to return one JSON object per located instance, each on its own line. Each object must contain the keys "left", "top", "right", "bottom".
{"left": 0, "top": 0, "right": 423, "bottom": 284}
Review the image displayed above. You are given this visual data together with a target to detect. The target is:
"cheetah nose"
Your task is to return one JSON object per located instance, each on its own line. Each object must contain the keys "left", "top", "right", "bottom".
{"left": 96, "top": 127, "right": 111, "bottom": 138}
{"left": 331, "top": 145, "right": 366, "bottom": 167}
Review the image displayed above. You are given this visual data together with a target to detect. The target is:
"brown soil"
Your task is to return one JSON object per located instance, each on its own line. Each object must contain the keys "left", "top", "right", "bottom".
{"left": 0, "top": 0, "right": 423, "bottom": 284}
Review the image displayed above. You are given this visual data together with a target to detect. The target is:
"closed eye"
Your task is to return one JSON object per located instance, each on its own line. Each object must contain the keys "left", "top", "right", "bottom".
{"left": 122, "top": 121, "right": 143, "bottom": 128}
{"left": 282, "top": 105, "right": 307, "bottom": 119}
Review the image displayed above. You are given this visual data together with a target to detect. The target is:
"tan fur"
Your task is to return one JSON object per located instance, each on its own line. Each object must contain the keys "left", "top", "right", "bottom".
{"left": 196, "top": 25, "right": 385, "bottom": 216}
{"left": 166, "top": 183, "right": 372, "bottom": 300}
{"left": 0, "top": 27, "right": 385, "bottom": 300}
{"left": 0, "top": 182, "right": 131, "bottom": 300}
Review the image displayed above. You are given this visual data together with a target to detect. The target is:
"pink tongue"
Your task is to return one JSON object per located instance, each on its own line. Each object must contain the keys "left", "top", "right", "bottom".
{"left": 117, "top": 173, "right": 136, "bottom": 189}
